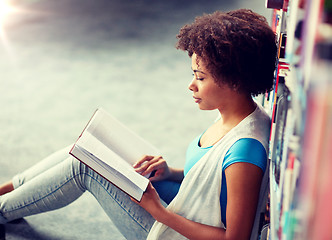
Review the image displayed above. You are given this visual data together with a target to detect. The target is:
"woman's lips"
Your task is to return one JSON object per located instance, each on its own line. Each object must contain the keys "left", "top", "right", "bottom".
{"left": 193, "top": 96, "right": 202, "bottom": 103}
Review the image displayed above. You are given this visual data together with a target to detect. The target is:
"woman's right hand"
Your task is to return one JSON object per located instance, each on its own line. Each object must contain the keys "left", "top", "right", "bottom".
{"left": 133, "top": 155, "right": 171, "bottom": 182}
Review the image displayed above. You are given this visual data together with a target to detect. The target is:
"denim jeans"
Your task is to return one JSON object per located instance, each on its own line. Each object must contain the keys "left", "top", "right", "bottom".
{"left": 0, "top": 146, "right": 180, "bottom": 240}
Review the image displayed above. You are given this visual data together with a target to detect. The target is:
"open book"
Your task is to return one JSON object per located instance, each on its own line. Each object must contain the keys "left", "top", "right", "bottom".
{"left": 69, "top": 108, "right": 160, "bottom": 201}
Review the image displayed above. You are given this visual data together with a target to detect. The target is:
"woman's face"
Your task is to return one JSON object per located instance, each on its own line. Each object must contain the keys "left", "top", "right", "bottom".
{"left": 189, "top": 53, "right": 232, "bottom": 111}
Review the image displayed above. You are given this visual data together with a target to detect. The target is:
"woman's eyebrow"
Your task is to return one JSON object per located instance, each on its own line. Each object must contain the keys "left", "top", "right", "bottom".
{"left": 192, "top": 69, "right": 206, "bottom": 74}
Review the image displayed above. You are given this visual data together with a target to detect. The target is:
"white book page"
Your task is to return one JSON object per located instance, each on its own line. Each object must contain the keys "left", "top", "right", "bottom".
{"left": 76, "top": 131, "right": 149, "bottom": 191}
{"left": 73, "top": 146, "right": 144, "bottom": 201}
{"left": 85, "top": 108, "right": 160, "bottom": 165}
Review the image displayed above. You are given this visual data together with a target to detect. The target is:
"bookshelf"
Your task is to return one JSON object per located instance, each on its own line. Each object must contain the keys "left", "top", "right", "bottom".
{"left": 264, "top": 0, "right": 332, "bottom": 239}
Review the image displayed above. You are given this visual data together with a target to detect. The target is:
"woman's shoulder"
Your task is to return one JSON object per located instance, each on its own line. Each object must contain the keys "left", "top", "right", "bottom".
{"left": 231, "top": 103, "right": 271, "bottom": 151}
{"left": 222, "top": 138, "right": 267, "bottom": 173}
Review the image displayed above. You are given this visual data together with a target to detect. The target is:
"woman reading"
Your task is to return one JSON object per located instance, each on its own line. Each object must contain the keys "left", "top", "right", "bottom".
{"left": 0, "top": 9, "right": 277, "bottom": 240}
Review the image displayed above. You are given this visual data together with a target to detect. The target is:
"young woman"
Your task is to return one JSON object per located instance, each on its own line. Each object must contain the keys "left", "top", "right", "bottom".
{"left": 0, "top": 9, "right": 277, "bottom": 240}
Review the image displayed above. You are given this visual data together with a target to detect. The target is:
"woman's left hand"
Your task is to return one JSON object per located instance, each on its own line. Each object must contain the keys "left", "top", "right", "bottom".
{"left": 131, "top": 182, "right": 166, "bottom": 220}
{"left": 133, "top": 155, "right": 171, "bottom": 182}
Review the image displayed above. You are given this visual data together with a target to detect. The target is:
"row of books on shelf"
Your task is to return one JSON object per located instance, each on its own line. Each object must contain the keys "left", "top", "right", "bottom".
{"left": 298, "top": 78, "right": 332, "bottom": 240}
{"left": 264, "top": 0, "right": 332, "bottom": 239}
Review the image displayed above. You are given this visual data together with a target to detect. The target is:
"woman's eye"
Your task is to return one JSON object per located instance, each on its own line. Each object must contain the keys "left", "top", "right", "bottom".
{"left": 192, "top": 73, "right": 204, "bottom": 81}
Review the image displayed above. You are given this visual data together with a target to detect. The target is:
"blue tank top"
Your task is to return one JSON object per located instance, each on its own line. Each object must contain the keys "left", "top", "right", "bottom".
{"left": 184, "top": 135, "right": 267, "bottom": 226}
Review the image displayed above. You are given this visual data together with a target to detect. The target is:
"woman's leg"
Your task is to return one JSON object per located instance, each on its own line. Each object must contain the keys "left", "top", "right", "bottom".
{"left": 0, "top": 157, "right": 155, "bottom": 239}
{"left": 0, "top": 146, "right": 72, "bottom": 197}
{"left": 11, "top": 145, "right": 72, "bottom": 189}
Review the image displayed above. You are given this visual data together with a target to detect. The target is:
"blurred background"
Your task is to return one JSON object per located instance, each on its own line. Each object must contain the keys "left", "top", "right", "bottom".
{"left": 0, "top": 0, "right": 272, "bottom": 239}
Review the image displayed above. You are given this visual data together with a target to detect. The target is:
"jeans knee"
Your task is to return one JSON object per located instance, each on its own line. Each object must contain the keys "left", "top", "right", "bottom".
{"left": 0, "top": 198, "right": 7, "bottom": 224}
{"left": 67, "top": 157, "right": 88, "bottom": 191}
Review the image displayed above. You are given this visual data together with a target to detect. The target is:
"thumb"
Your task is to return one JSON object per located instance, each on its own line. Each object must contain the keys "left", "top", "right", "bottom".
{"left": 148, "top": 175, "right": 162, "bottom": 182}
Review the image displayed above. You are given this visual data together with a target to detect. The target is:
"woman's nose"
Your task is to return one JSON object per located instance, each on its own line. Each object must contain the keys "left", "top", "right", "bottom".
{"left": 188, "top": 78, "right": 197, "bottom": 92}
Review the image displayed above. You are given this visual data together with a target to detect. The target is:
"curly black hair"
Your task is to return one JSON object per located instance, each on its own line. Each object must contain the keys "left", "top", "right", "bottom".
{"left": 176, "top": 9, "right": 277, "bottom": 96}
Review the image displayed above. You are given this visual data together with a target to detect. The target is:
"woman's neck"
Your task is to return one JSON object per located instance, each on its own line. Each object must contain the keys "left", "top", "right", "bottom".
{"left": 217, "top": 95, "right": 256, "bottom": 129}
{"left": 199, "top": 96, "right": 256, "bottom": 148}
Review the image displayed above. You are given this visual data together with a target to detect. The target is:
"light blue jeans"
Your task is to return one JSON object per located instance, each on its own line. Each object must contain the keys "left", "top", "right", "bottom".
{"left": 0, "top": 146, "right": 180, "bottom": 239}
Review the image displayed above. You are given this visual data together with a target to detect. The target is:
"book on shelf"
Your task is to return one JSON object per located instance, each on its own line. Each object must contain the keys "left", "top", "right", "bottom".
{"left": 70, "top": 108, "right": 160, "bottom": 202}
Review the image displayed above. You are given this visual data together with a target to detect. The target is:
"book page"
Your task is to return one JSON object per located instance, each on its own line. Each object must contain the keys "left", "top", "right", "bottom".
{"left": 73, "top": 145, "right": 145, "bottom": 201}
{"left": 76, "top": 131, "right": 149, "bottom": 191}
{"left": 85, "top": 108, "right": 160, "bottom": 165}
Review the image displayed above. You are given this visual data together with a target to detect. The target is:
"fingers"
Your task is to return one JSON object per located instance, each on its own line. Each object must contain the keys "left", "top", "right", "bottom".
{"left": 141, "top": 161, "right": 165, "bottom": 178}
{"left": 133, "top": 155, "right": 154, "bottom": 168}
{"left": 130, "top": 182, "right": 161, "bottom": 213}
{"left": 134, "top": 155, "right": 164, "bottom": 174}
{"left": 140, "top": 159, "right": 164, "bottom": 176}
{"left": 130, "top": 182, "right": 154, "bottom": 205}
{"left": 130, "top": 196, "right": 139, "bottom": 204}
{"left": 148, "top": 171, "right": 164, "bottom": 182}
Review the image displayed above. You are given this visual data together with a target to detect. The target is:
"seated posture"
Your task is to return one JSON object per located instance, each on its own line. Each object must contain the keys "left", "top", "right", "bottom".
{"left": 0, "top": 9, "right": 276, "bottom": 240}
